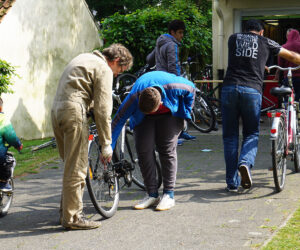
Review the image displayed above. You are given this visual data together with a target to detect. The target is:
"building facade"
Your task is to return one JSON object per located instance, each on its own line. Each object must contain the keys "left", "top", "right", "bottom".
{"left": 0, "top": 0, "right": 101, "bottom": 139}
{"left": 212, "top": 0, "right": 300, "bottom": 79}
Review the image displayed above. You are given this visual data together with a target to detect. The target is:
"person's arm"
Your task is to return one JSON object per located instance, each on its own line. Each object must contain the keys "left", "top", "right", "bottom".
{"left": 93, "top": 65, "right": 114, "bottom": 159}
{"left": 182, "top": 88, "right": 195, "bottom": 120}
{"left": 166, "top": 43, "right": 181, "bottom": 76}
{"left": 2, "top": 122, "right": 22, "bottom": 150}
{"left": 146, "top": 49, "right": 156, "bottom": 67}
{"left": 111, "top": 92, "right": 138, "bottom": 149}
{"left": 278, "top": 48, "right": 300, "bottom": 65}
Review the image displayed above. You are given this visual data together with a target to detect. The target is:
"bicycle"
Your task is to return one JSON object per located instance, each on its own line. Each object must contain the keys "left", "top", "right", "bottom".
{"left": 31, "top": 137, "right": 56, "bottom": 152}
{"left": 0, "top": 152, "right": 16, "bottom": 217}
{"left": 85, "top": 88, "right": 162, "bottom": 218}
{"left": 197, "top": 65, "right": 278, "bottom": 125}
{"left": 114, "top": 64, "right": 155, "bottom": 94}
{"left": 267, "top": 65, "right": 300, "bottom": 192}
{"left": 181, "top": 60, "right": 216, "bottom": 133}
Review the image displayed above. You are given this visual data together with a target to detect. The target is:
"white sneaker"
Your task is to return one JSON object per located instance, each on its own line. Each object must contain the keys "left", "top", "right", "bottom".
{"left": 134, "top": 195, "right": 160, "bottom": 210}
{"left": 155, "top": 194, "right": 175, "bottom": 211}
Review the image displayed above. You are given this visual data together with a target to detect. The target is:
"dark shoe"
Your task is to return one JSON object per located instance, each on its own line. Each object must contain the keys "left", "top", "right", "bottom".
{"left": 177, "top": 139, "right": 184, "bottom": 146}
{"left": 179, "top": 131, "right": 196, "bottom": 141}
{"left": 225, "top": 187, "right": 238, "bottom": 193}
{"left": 238, "top": 165, "right": 252, "bottom": 189}
{"left": 0, "top": 182, "right": 12, "bottom": 192}
{"left": 63, "top": 217, "right": 101, "bottom": 230}
{"left": 212, "top": 126, "right": 219, "bottom": 131}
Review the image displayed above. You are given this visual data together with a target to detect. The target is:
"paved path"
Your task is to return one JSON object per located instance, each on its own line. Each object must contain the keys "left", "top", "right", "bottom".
{"left": 1, "top": 120, "right": 300, "bottom": 249}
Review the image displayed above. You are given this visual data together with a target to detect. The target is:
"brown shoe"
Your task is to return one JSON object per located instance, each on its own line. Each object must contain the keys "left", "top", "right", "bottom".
{"left": 63, "top": 217, "right": 101, "bottom": 230}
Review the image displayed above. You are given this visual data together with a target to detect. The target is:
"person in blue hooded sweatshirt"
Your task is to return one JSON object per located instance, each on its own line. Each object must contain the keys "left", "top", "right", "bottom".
{"left": 112, "top": 71, "right": 195, "bottom": 211}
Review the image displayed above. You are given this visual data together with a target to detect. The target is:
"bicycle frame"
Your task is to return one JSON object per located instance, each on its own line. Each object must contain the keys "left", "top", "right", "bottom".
{"left": 268, "top": 65, "right": 300, "bottom": 150}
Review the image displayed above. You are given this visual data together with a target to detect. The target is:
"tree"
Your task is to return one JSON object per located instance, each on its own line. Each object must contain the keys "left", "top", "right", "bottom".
{"left": 100, "top": 0, "right": 212, "bottom": 72}
{"left": 85, "top": 0, "right": 211, "bottom": 20}
{"left": 0, "top": 59, "right": 18, "bottom": 94}
{"left": 85, "top": 0, "right": 160, "bottom": 19}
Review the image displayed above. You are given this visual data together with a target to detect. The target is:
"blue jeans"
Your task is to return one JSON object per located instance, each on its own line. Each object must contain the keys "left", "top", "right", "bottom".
{"left": 221, "top": 85, "right": 262, "bottom": 189}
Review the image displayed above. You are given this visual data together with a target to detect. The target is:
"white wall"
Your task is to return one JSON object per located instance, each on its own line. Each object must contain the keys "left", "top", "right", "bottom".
{"left": 0, "top": 0, "right": 101, "bottom": 139}
{"left": 212, "top": 0, "right": 300, "bottom": 79}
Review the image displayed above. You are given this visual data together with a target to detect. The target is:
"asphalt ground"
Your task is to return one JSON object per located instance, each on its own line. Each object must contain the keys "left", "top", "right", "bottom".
{"left": 1, "top": 116, "right": 300, "bottom": 250}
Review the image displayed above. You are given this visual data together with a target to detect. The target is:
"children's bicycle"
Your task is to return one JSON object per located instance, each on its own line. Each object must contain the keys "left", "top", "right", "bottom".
{"left": 267, "top": 65, "right": 300, "bottom": 192}
{"left": 0, "top": 152, "right": 16, "bottom": 217}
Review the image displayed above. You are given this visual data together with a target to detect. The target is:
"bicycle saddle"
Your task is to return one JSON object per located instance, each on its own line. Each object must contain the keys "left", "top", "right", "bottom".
{"left": 270, "top": 86, "right": 292, "bottom": 97}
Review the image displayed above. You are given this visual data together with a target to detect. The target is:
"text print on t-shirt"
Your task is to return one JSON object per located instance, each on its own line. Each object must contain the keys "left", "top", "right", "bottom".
{"left": 235, "top": 34, "right": 258, "bottom": 59}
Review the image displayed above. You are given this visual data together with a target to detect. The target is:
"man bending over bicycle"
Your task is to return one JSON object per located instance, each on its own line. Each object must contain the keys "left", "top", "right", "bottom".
{"left": 112, "top": 71, "right": 195, "bottom": 211}
{"left": 0, "top": 98, "right": 23, "bottom": 192}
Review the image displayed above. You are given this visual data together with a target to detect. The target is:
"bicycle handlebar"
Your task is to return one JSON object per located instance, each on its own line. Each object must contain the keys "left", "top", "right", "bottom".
{"left": 268, "top": 65, "right": 300, "bottom": 71}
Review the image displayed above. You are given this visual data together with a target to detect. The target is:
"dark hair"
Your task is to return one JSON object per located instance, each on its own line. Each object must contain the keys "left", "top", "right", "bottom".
{"left": 138, "top": 87, "right": 161, "bottom": 114}
{"left": 168, "top": 20, "right": 186, "bottom": 33}
{"left": 0, "top": 97, "right": 3, "bottom": 107}
{"left": 245, "top": 19, "right": 264, "bottom": 32}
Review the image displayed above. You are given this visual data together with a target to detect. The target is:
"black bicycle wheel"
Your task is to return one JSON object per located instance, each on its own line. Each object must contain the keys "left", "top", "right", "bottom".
{"left": 124, "top": 129, "right": 162, "bottom": 190}
{"left": 272, "top": 116, "right": 287, "bottom": 192}
{"left": 115, "top": 73, "right": 137, "bottom": 92}
{"left": 294, "top": 115, "right": 300, "bottom": 173}
{"left": 209, "top": 97, "right": 222, "bottom": 124}
{"left": 190, "top": 93, "right": 216, "bottom": 133}
{"left": 86, "top": 139, "right": 119, "bottom": 218}
{"left": 0, "top": 178, "right": 14, "bottom": 217}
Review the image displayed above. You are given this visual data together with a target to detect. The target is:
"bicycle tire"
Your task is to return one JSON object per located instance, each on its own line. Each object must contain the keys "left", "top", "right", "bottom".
{"left": 272, "top": 116, "right": 287, "bottom": 192}
{"left": 209, "top": 97, "right": 222, "bottom": 124}
{"left": 86, "top": 139, "right": 119, "bottom": 218}
{"left": 294, "top": 115, "right": 300, "bottom": 173}
{"left": 115, "top": 73, "right": 137, "bottom": 91}
{"left": 123, "top": 129, "right": 162, "bottom": 190}
{"left": 31, "top": 138, "right": 56, "bottom": 152}
{"left": 0, "top": 178, "right": 14, "bottom": 217}
{"left": 190, "top": 93, "right": 216, "bottom": 133}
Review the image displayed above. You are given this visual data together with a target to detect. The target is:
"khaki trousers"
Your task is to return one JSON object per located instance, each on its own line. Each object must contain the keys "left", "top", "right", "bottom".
{"left": 51, "top": 101, "right": 89, "bottom": 225}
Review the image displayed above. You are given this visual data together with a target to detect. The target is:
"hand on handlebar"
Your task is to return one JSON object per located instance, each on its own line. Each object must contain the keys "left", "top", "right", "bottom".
{"left": 101, "top": 144, "right": 113, "bottom": 164}
{"left": 100, "top": 154, "right": 112, "bottom": 164}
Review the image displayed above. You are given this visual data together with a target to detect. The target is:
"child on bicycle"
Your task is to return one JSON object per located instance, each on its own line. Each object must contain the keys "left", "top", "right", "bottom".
{"left": 0, "top": 98, "right": 23, "bottom": 192}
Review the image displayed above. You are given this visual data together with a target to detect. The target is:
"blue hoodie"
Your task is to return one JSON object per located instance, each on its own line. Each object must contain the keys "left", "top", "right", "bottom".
{"left": 111, "top": 71, "right": 195, "bottom": 149}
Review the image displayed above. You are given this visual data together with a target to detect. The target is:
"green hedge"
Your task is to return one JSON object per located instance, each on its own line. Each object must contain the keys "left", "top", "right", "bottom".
{"left": 0, "top": 59, "right": 18, "bottom": 94}
{"left": 101, "top": 0, "right": 212, "bottom": 72}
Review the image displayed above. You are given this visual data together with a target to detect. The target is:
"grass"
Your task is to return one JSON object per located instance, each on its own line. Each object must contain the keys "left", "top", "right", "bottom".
{"left": 9, "top": 138, "right": 59, "bottom": 177}
{"left": 262, "top": 206, "right": 300, "bottom": 249}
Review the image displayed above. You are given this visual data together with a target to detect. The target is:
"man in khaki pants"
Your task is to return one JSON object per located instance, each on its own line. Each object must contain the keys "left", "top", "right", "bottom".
{"left": 51, "top": 44, "right": 133, "bottom": 230}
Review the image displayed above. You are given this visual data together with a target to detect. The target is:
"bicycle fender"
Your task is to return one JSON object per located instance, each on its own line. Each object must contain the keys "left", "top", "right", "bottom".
{"left": 270, "top": 117, "right": 280, "bottom": 140}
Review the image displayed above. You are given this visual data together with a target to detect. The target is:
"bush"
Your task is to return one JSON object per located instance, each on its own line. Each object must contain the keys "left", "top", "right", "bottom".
{"left": 0, "top": 59, "right": 18, "bottom": 94}
{"left": 101, "top": 0, "right": 211, "bottom": 72}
